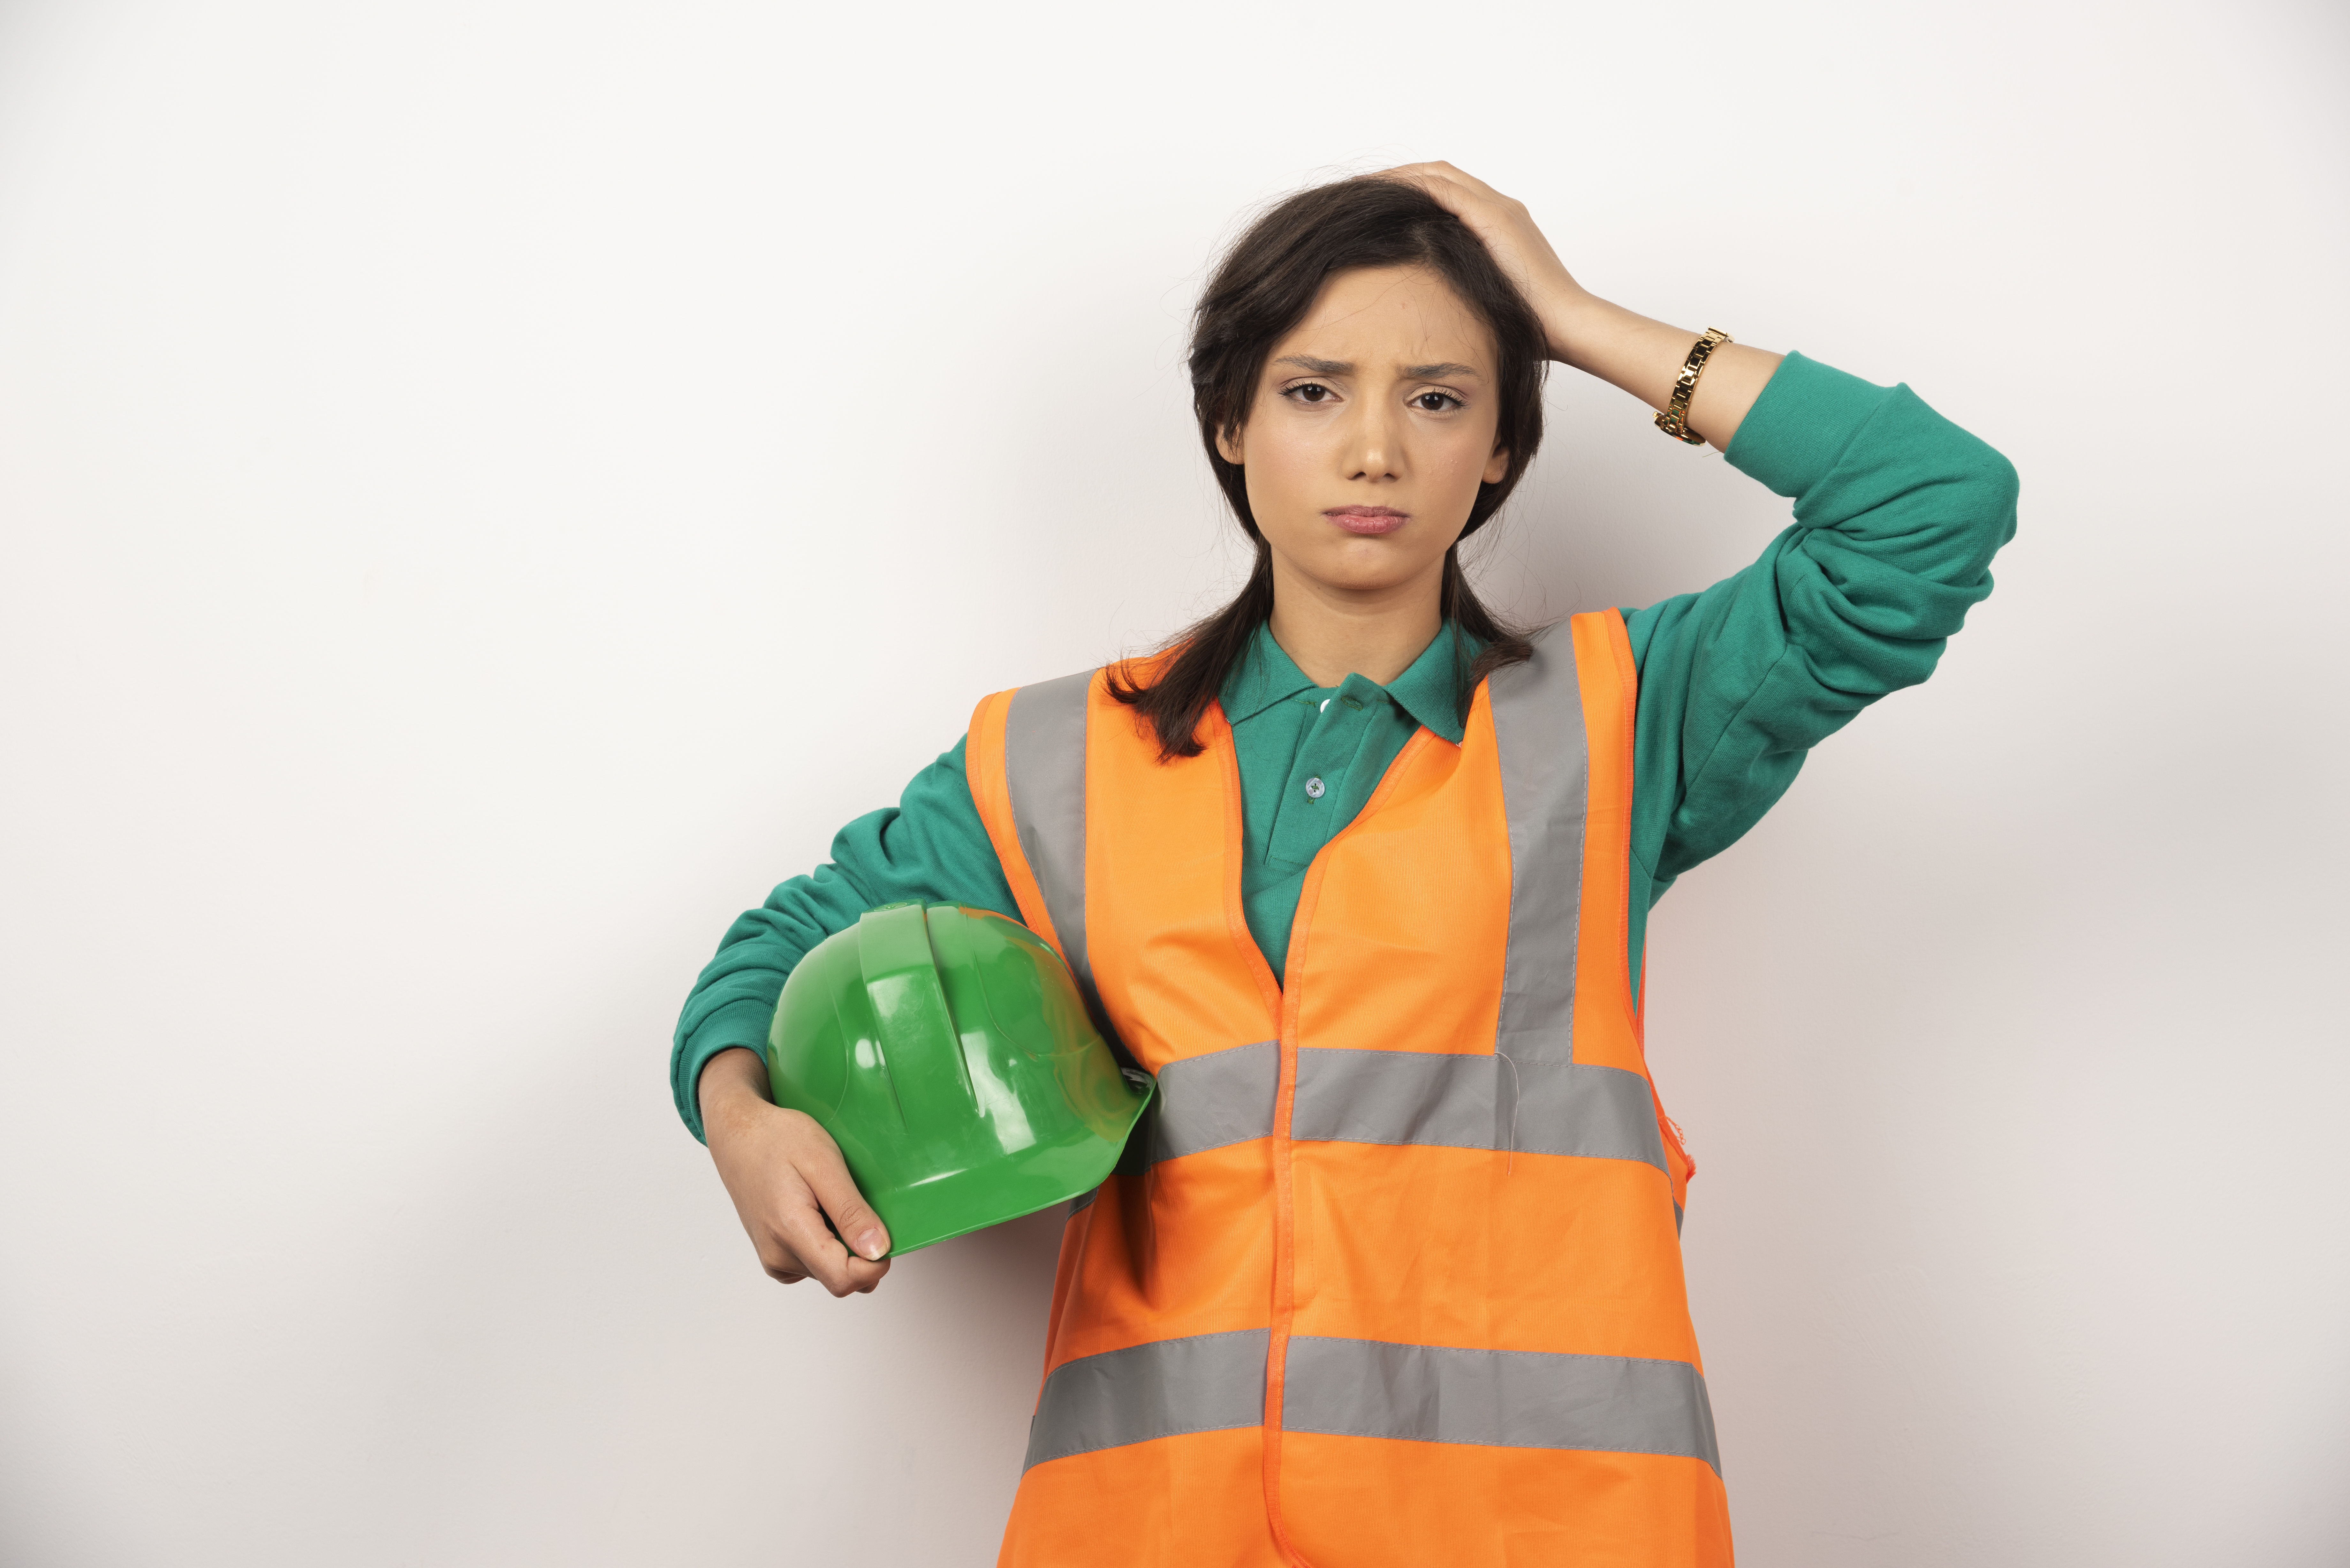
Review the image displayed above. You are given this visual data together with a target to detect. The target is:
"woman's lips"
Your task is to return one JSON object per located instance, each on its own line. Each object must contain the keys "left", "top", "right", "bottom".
{"left": 1324, "top": 507, "right": 1409, "bottom": 536}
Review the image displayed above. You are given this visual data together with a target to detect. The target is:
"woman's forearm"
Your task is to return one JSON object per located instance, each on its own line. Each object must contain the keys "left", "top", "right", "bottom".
{"left": 1544, "top": 288, "right": 1784, "bottom": 453}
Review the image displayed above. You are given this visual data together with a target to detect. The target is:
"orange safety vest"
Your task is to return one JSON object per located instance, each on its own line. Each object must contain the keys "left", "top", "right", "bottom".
{"left": 966, "top": 612, "right": 1727, "bottom": 1567}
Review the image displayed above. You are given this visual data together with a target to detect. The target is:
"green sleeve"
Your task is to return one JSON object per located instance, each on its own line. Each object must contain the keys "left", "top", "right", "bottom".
{"left": 1622, "top": 352, "right": 2020, "bottom": 986}
{"left": 668, "top": 736, "right": 1019, "bottom": 1142}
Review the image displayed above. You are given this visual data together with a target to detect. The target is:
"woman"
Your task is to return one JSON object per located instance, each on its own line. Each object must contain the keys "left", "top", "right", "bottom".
{"left": 674, "top": 164, "right": 2018, "bottom": 1566}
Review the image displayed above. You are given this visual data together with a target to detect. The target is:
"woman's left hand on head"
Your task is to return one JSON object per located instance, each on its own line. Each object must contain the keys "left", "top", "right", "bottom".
{"left": 1380, "top": 162, "right": 1588, "bottom": 362}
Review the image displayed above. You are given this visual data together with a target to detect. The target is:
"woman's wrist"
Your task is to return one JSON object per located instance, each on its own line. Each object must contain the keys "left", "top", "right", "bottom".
{"left": 1542, "top": 293, "right": 1782, "bottom": 450}
{"left": 1534, "top": 283, "right": 1611, "bottom": 367}
{"left": 698, "top": 1046, "right": 772, "bottom": 1142}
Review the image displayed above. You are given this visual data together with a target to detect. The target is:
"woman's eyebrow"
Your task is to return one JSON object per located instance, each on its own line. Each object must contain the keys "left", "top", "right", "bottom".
{"left": 1273, "top": 355, "right": 1485, "bottom": 379}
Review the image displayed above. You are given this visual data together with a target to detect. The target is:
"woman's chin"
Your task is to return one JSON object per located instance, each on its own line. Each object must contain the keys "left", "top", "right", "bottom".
{"left": 1297, "top": 560, "right": 1446, "bottom": 600}
{"left": 1263, "top": 516, "right": 1465, "bottom": 601}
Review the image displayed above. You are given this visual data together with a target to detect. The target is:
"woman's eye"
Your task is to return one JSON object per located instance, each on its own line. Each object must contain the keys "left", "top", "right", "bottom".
{"left": 1289, "top": 382, "right": 1333, "bottom": 403}
{"left": 1413, "top": 391, "right": 1462, "bottom": 412}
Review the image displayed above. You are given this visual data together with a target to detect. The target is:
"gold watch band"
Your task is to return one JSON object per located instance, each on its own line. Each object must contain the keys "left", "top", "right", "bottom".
{"left": 1654, "top": 328, "right": 1733, "bottom": 445}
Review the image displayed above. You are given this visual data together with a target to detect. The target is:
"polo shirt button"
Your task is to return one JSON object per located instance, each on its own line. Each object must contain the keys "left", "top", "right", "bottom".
{"left": 1304, "top": 776, "right": 1326, "bottom": 800}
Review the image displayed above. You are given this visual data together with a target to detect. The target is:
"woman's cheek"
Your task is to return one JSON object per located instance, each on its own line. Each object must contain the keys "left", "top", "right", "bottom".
{"left": 1432, "top": 441, "right": 1476, "bottom": 494}
{"left": 1256, "top": 434, "right": 1321, "bottom": 516}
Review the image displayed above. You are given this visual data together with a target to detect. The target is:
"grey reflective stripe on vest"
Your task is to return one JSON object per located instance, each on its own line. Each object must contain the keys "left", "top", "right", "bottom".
{"left": 1132, "top": 1044, "right": 1661, "bottom": 1171}
{"left": 1291, "top": 1048, "right": 1665, "bottom": 1171}
{"left": 1486, "top": 622, "right": 1589, "bottom": 1066}
{"left": 1151, "top": 1040, "right": 1279, "bottom": 1162}
{"left": 1282, "top": 1336, "right": 1719, "bottom": 1476}
{"left": 1023, "top": 1329, "right": 1270, "bottom": 1471}
{"left": 1065, "top": 1039, "right": 1278, "bottom": 1207}
{"left": 1002, "top": 669, "right": 1107, "bottom": 1023}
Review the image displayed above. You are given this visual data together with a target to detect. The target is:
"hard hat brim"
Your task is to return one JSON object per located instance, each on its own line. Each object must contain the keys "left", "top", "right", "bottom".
{"left": 864, "top": 1082, "right": 1152, "bottom": 1257}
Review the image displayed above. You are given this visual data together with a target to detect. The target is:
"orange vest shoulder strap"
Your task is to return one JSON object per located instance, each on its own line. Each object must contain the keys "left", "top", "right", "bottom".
{"left": 1565, "top": 607, "right": 1637, "bottom": 839}
{"left": 965, "top": 686, "right": 1065, "bottom": 955}
{"left": 1562, "top": 607, "right": 1644, "bottom": 1063}
{"left": 968, "top": 654, "right": 1179, "bottom": 975}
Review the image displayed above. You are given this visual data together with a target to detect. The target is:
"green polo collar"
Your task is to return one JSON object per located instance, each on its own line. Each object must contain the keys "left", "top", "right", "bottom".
{"left": 1218, "top": 620, "right": 1471, "bottom": 744}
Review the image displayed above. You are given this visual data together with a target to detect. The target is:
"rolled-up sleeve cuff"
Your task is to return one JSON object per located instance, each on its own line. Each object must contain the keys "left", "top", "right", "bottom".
{"left": 1722, "top": 351, "right": 1894, "bottom": 500}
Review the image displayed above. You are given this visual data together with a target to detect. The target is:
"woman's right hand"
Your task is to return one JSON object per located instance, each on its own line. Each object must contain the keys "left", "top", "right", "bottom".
{"left": 1381, "top": 161, "right": 1588, "bottom": 361}
{"left": 699, "top": 1047, "right": 892, "bottom": 1296}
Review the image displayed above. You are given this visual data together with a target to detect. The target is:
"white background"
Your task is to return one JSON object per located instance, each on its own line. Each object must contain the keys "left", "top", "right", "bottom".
{"left": 2, "top": 2, "right": 2344, "bottom": 1563}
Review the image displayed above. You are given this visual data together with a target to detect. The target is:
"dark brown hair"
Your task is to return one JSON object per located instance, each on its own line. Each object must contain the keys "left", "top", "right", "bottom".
{"left": 1111, "top": 175, "right": 1546, "bottom": 759}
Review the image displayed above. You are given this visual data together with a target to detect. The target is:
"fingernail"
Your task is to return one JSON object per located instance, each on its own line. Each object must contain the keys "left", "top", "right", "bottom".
{"left": 857, "top": 1231, "right": 887, "bottom": 1261}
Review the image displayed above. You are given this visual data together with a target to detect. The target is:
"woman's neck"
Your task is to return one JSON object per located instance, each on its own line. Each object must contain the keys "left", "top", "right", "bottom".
{"left": 1263, "top": 554, "right": 1445, "bottom": 688}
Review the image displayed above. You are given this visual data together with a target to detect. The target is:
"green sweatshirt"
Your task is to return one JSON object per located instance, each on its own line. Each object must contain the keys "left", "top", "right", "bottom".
{"left": 671, "top": 353, "right": 2019, "bottom": 1141}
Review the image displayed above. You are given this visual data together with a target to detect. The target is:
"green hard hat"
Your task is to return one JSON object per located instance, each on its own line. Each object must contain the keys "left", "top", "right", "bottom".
{"left": 765, "top": 901, "right": 1152, "bottom": 1258}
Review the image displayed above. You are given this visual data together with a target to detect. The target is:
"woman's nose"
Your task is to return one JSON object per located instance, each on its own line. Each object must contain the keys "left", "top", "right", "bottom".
{"left": 1346, "top": 403, "right": 1401, "bottom": 481}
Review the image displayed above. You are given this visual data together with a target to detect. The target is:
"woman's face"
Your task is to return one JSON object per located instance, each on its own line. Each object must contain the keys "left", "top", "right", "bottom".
{"left": 1218, "top": 263, "right": 1511, "bottom": 606}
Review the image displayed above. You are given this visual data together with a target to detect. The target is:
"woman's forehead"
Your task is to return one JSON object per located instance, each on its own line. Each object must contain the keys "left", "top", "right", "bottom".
{"left": 1274, "top": 265, "right": 1493, "bottom": 372}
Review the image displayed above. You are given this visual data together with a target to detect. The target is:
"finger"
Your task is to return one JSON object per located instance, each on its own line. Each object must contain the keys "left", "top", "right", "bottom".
{"left": 772, "top": 1204, "right": 889, "bottom": 1297}
{"left": 1415, "top": 161, "right": 1504, "bottom": 201}
{"left": 1377, "top": 162, "right": 1454, "bottom": 196}
{"left": 771, "top": 1204, "right": 856, "bottom": 1294}
{"left": 765, "top": 1257, "right": 886, "bottom": 1291}
{"left": 795, "top": 1135, "right": 892, "bottom": 1264}
{"left": 1387, "top": 169, "right": 1483, "bottom": 224}
{"left": 1382, "top": 161, "right": 1497, "bottom": 203}
{"left": 754, "top": 1237, "right": 809, "bottom": 1285}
